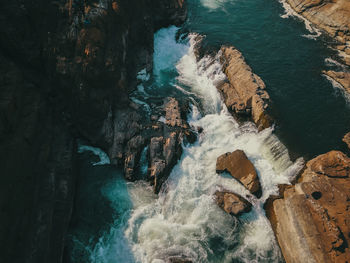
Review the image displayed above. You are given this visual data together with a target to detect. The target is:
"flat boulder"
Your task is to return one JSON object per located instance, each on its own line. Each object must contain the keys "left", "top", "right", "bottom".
{"left": 216, "top": 150, "right": 261, "bottom": 197}
{"left": 215, "top": 191, "right": 252, "bottom": 216}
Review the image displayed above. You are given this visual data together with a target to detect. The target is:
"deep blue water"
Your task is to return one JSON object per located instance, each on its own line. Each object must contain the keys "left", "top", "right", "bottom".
{"left": 186, "top": 0, "right": 350, "bottom": 159}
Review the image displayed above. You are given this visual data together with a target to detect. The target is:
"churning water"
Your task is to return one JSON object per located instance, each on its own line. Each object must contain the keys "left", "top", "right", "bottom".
{"left": 70, "top": 0, "right": 350, "bottom": 262}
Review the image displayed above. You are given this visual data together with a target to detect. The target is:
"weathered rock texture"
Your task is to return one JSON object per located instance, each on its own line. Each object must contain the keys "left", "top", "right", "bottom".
{"left": 286, "top": 0, "right": 350, "bottom": 65}
{"left": 0, "top": 1, "right": 186, "bottom": 263}
{"left": 268, "top": 151, "right": 350, "bottom": 263}
{"left": 216, "top": 150, "right": 262, "bottom": 197}
{"left": 343, "top": 132, "right": 350, "bottom": 149}
{"left": 219, "top": 46, "right": 272, "bottom": 130}
{"left": 323, "top": 70, "right": 350, "bottom": 94}
{"left": 215, "top": 191, "right": 252, "bottom": 216}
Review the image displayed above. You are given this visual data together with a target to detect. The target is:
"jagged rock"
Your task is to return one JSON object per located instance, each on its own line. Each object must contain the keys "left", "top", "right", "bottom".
{"left": 343, "top": 132, "right": 350, "bottom": 149}
{"left": 215, "top": 191, "right": 252, "bottom": 216}
{"left": 216, "top": 150, "right": 262, "bottom": 197}
{"left": 268, "top": 151, "right": 350, "bottom": 263}
{"left": 219, "top": 46, "right": 272, "bottom": 130}
{"left": 0, "top": 0, "right": 187, "bottom": 262}
{"left": 164, "top": 97, "right": 183, "bottom": 127}
{"left": 323, "top": 70, "right": 350, "bottom": 95}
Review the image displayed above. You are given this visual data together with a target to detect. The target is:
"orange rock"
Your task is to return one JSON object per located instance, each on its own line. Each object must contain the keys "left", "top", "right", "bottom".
{"left": 216, "top": 150, "right": 261, "bottom": 197}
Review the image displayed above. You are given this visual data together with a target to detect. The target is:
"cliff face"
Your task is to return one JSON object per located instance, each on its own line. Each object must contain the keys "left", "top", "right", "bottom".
{"left": 0, "top": 1, "right": 186, "bottom": 262}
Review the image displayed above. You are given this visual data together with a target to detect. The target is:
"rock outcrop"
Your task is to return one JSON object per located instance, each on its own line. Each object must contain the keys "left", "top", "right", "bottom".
{"left": 215, "top": 191, "right": 252, "bottom": 216}
{"left": 0, "top": 1, "right": 186, "bottom": 263}
{"left": 343, "top": 132, "right": 350, "bottom": 149}
{"left": 323, "top": 70, "right": 350, "bottom": 95}
{"left": 285, "top": 0, "right": 350, "bottom": 65}
{"left": 216, "top": 150, "right": 262, "bottom": 197}
{"left": 268, "top": 151, "right": 350, "bottom": 263}
{"left": 219, "top": 46, "right": 272, "bottom": 130}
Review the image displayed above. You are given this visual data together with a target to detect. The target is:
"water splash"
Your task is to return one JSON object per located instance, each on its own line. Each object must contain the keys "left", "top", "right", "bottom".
{"left": 78, "top": 144, "right": 110, "bottom": 166}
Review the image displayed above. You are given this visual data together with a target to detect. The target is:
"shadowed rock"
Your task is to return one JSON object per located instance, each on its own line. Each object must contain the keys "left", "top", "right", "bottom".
{"left": 215, "top": 191, "right": 252, "bottom": 216}
{"left": 216, "top": 150, "right": 262, "bottom": 197}
{"left": 343, "top": 132, "right": 350, "bottom": 149}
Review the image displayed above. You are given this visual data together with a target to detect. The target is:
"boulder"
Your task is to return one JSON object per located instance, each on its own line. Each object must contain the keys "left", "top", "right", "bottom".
{"left": 219, "top": 46, "right": 272, "bottom": 130}
{"left": 268, "top": 151, "right": 350, "bottom": 263}
{"left": 215, "top": 191, "right": 252, "bottom": 216}
{"left": 216, "top": 150, "right": 261, "bottom": 197}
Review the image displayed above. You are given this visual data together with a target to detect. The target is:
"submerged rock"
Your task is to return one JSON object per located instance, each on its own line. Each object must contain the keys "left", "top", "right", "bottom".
{"left": 268, "top": 151, "right": 350, "bottom": 263}
{"left": 219, "top": 46, "right": 272, "bottom": 130}
{"left": 216, "top": 150, "right": 262, "bottom": 197}
{"left": 215, "top": 191, "right": 252, "bottom": 216}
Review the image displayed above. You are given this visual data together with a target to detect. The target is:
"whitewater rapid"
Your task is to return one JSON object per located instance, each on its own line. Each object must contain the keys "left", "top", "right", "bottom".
{"left": 84, "top": 27, "right": 304, "bottom": 263}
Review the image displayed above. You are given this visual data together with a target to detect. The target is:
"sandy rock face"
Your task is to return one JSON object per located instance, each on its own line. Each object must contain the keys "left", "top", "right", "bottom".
{"left": 215, "top": 191, "right": 252, "bottom": 216}
{"left": 269, "top": 151, "right": 350, "bottom": 263}
{"left": 216, "top": 150, "right": 261, "bottom": 197}
{"left": 219, "top": 46, "right": 272, "bottom": 130}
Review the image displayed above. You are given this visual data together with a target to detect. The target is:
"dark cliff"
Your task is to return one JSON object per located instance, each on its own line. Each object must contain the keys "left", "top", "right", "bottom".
{"left": 0, "top": 1, "right": 186, "bottom": 262}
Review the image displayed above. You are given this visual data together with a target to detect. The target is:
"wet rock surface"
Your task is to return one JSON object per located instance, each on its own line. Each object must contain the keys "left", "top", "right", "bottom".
{"left": 268, "top": 151, "right": 350, "bottom": 263}
{"left": 215, "top": 191, "right": 252, "bottom": 216}
{"left": 343, "top": 132, "right": 350, "bottom": 149}
{"left": 219, "top": 46, "right": 272, "bottom": 130}
{"left": 216, "top": 150, "right": 262, "bottom": 197}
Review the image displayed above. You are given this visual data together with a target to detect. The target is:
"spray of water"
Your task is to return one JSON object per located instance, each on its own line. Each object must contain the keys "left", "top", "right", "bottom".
{"left": 86, "top": 27, "right": 304, "bottom": 263}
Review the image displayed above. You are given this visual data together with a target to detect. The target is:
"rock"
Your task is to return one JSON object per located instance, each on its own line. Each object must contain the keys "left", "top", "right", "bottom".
{"left": 343, "top": 132, "right": 350, "bottom": 149}
{"left": 285, "top": 0, "right": 350, "bottom": 66}
{"left": 0, "top": 0, "right": 187, "bottom": 262}
{"left": 219, "top": 46, "right": 272, "bottom": 130}
{"left": 323, "top": 70, "right": 350, "bottom": 95}
{"left": 164, "top": 97, "right": 183, "bottom": 127}
{"left": 268, "top": 151, "right": 350, "bottom": 263}
{"left": 215, "top": 191, "right": 252, "bottom": 216}
{"left": 216, "top": 150, "right": 262, "bottom": 197}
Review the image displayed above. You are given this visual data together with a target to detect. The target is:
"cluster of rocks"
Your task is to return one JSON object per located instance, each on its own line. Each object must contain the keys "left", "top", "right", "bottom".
{"left": 218, "top": 46, "right": 272, "bottom": 130}
{"left": 0, "top": 0, "right": 187, "bottom": 262}
{"left": 266, "top": 150, "right": 350, "bottom": 263}
{"left": 214, "top": 150, "right": 262, "bottom": 216}
{"left": 122, "top": 97, "right": 195, "bottom": 193}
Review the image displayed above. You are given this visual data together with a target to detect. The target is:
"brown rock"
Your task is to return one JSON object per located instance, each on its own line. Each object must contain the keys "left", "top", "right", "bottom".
{"left": 216, "top": 150, "right": 261, "bottom": 197}
{"left": 164, "top": 97, "right": 183, "bottom": 127}
{"left": 268, "top": 151, "right": 350, "bottom": 263}
{"left": 219, "top": 46, "right": 272, "bottom": 130}
{"left": 285, "top": 0, "right": 350, "bottom": 66}
{"left": 343, "top": 132, "right": 350, "bottom": 149}
{"left": 323, "top": 70, "right": 350, "bottom": 95}
{"left": 215, "top": 191, "right": 252, "bottom": 216}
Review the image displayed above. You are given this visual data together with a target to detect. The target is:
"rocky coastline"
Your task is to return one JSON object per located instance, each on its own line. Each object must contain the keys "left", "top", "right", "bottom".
{"left": 0, "top": 1, "right": 186, "bottom": 262}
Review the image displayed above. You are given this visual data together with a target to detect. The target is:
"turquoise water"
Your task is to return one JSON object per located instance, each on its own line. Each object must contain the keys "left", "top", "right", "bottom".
{"left": 186, "top": 0, "right": 350, "bottom": 159}
{"left": 68, "top": 1, "right": 350, "bottom": 262}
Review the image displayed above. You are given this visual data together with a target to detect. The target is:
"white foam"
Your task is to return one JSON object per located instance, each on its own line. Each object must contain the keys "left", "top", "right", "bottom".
{"left": 279, "top": 0, "right": 321, "bottom": 39}
{"left": 89, "top": 27, "right": 304, "bottom": 263}
{"left": 77, "top": 144, "right": 110, "bottom": 166}
{"left": 123, "top": 32, "right": 303, "bottom": 263}
{"left": 323, "top": 74, "right": 350, "bottom": 103}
